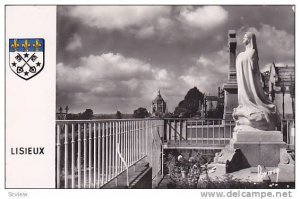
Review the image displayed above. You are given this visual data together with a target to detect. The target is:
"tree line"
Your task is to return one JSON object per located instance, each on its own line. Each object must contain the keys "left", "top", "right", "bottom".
{"left": 60, "top": 86, "right": 224, "bottom": 120}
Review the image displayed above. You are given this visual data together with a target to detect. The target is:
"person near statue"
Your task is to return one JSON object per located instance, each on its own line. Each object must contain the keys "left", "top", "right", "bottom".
{"left": 233, "top": 32, "right": 279, "bottom": 131}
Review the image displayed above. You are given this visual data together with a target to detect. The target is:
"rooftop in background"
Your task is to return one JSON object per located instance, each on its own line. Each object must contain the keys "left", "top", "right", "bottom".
{"left": 262, "top": 63, "right": 295, "bottom": 91}
{"left": 274, "top": 66, "right": 295, "bottom": 87}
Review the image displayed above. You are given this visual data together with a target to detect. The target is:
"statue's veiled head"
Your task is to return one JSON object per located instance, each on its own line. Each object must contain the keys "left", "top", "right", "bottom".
{"left": 243, "top": 32, "right": 258, "bottom": 50}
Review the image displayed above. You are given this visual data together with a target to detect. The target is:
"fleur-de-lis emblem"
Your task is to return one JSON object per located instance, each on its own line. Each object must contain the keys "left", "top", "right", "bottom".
{"left": 33, "top": 39, "right": 42, "bottom": 51}
{"left": 11, "top": 39, "right": 20, "bottom": 51}
{"left": 22, "top": 39, "right": 31, "bottom": 51}
{"left": 9, "top": 38, "right": 45, "bottom": 80}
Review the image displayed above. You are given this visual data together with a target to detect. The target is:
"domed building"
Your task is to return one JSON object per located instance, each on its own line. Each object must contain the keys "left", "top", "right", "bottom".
{"left": 151, "top": 90, "right": 167, "bottom": 117}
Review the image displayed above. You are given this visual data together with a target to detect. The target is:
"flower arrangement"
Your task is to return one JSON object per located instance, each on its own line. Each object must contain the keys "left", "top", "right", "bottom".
{"left": 164, "top": 151, "right": 213, "bottom": 188}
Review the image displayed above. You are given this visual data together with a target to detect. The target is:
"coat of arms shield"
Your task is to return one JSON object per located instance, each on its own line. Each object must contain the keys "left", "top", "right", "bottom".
{"left": 9, "top": 38, "right": 45, "bottom": 80}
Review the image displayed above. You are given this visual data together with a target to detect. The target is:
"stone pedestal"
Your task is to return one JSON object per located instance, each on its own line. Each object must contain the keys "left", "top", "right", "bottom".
{"left": 214, "top": 130, "right": 287, "bottom": 173}
{"left": 222, "top": 30, "right": 238, "bottom": 121}
{"left": 230, "top": 131, "right": 286, "bottom": 167}
{"left": 223, "top": 83, "right": 238, "bottom": 120}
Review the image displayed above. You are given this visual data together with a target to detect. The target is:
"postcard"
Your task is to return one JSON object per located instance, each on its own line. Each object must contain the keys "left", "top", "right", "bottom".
{"left": 5, "top": 5, "right": 296, "bottom": 195}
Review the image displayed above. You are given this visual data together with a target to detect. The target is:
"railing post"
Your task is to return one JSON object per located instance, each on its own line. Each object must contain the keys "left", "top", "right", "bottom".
{"left": 97, "top": 123, "right": 101, "bottom": 188}
{"left": 56, "top": 124, "right": 61, "bottom": 188}
{"left": 134, "top": 120, "right": 136, "bottom": 164}
{"left": 125, "top": 121, "right": 128, "bottom": 167}
{"left": 131, "top": 121, "right": 134, "bottom": 166}
{"left": 137, "top": 121, "right": 139, "bottom": 160}
{"left": 128, "top": 121, "right": 131, "bottom": 166}
{"left": 136, "top": 121, "right": 139, "bottom": 170}
{"left": 179, "top": 120, "right": 182, "bottom": 144}
{"left": 218, "top": 120, "right": 221, "bottom": 145}
{"left": 161, "top": 145, "right": 164, "bottom": 177}
{"left": 212, "top": 120, "right": 215, "bottom": 146}
{"left": 207, "top": 120, "right": 209, "bottom": 144}
{"left": 128, "top": 120, "right": 131, "bottom": 165}
{"left": 128, "top": 121, "right": 130, "bottom": 166}
{"left": 120, "top": 121, "right": 123, "bottom": 170}
{"left": 144, "top": 120, "right": 147, "bottom": 156}
{"left": 139, "top": 121, "right": 142, "bottom": 159}
{"left": 64, "top": 124, "right": 68, "bottom": 188}
{"left": 174, "top": 119, "right": 177, "bottom": 141}
{"left": 145, "top": 120, "right": 148, "bottom": 161}
{"left": 88, "top": 123, "right": 92, "bottom": 188}
{"left": 134, "top": 120, "right": 137, "bottom": 165}
{"left": 83, "top": 123, "right": 87, "bottom": 188}
{"left": 166, "top": 119, "right": 169, "bottom": 142}
{"left": 93, "top": 123, "right": 97, "bottom": 188}
{"left": 77, "top": 123, "right": 81, "bottom": 188}
{"left": 71, "top": 124, "right": 75, "bottom": 188}
{"left": 133, "top": 120, "right": 136, "bottom": 169}
{"left": 115, "top": 122, "right": 119, "bottom": 186}
{"left": 201, "top": 120, "right": 204, "bottom": 144}
{"left": 109, "top": 122, "right": 112, "bottom": 181}
{"left": 111, "top": 122, "right": 116, "bottom": 178}
{"left": 183, "top": 120, "right": 187, "bottom": 140}
{"left": 224, "top": 120, "right": 226, "bottom": 144}
{"left": 138, "top": 120, "right": 140, "bottom": 160}
{"left": 196, "top": 120, "right": 198, "bottom": 144}
{"left": 101, "top": 122, "right": 105, "bottom": 186}
{"left": 105, "top": 122, "right": 109, "bottom": 183}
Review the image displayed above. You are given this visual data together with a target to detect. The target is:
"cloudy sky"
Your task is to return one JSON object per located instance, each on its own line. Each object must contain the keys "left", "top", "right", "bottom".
{"left": 56, "top": 5, "right": 294, "bottom": 114}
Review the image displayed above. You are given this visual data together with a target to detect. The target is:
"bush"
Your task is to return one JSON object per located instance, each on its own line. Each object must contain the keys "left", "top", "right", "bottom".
{"left": 164, "top": 151, "right": 294, "bottom": 189}
{"left": 165, "top": 151, "right": 212, "bottom": 188}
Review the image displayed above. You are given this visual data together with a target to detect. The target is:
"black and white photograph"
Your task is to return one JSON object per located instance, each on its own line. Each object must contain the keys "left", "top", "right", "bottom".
{"left": 54, "top": 5, "right": 295, "bottom": 189}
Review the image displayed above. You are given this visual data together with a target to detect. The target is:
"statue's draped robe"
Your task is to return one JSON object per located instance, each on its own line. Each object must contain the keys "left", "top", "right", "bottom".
{"left": 234, "top": 49, "right": 278, "bottom": 131}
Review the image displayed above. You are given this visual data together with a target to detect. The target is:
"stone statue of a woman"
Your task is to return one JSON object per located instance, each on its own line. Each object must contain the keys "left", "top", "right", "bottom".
{"left": 233, "top": 32, "right": 279, "bottom": 131}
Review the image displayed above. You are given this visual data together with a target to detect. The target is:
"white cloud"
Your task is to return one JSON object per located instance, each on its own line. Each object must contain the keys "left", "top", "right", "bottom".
{"left": 80, "top": 53, "right": 154, "bottom": 80}
{"left": 136, "top": 26, "right": 155, "bottom": 39}
{"left": 57, "top": 53, "right": 155, "bottom": 93}
{"left": 180, "top": 49, "right": 228, "bottom": 94}
{"left": 57, "top": 52, "right": 192, "bottom": 112}
{"left": 197, "top": 56, "right": 213, "bottom": 67}
{"left": 67, "top": 6, "right": 171, "bottom": 31}
{"left": 65, "top": 34, "right": 82, "bottom": 51}
{"left": 179, "top": 6, "right": 228, "bottom": 30}
{"left": 63, "top": 6, "right": 229, "bottom": 41}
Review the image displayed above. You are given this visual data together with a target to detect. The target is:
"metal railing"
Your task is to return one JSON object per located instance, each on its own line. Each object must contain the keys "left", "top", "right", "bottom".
{"left": 56, "top": 119, "right": 163, "bottom": 188}
{"left": 163, "top": 118, "right": 295, "bottom": 148}
{"left": 56, "top": 118, "right": 294, "bottom": 188}
{"left": 163, "top": 119, "right": 235, "bottom": 148}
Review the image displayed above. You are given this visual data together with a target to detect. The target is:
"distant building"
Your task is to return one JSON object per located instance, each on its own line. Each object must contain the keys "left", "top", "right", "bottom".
{"left": 205, "top": 96, "right": 219, "bottom": 112}
{"left": 200, "top": 87, "right": 224, "bottom": 118}
{"left": 56, "top": 106, "right": 69, "bottom": 120}
{"left": 262, "top": 63, "right": 295, "bottom": 119}
{"left": 151, "top": 90, "right": 167, "bottom": 117}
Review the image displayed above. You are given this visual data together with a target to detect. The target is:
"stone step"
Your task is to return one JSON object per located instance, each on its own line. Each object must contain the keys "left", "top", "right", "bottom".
{"left": 102, "top": 161, "right": 151, "bottom": 188}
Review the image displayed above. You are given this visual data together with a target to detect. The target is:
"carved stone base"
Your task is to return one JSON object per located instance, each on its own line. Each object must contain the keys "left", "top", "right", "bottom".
{"left": 214, "top": 131, "right": 287, "bottom": 173}
{"left": 230, "top": 131, "right": 286, "bottom": 167}
{"left": 213, "top": 146, "right": 250, "bottom": 173}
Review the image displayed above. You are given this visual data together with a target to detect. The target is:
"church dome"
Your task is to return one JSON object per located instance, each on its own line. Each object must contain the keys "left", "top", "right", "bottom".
{"left": 152, "top": 90, "right": 165, "bottom": 103}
